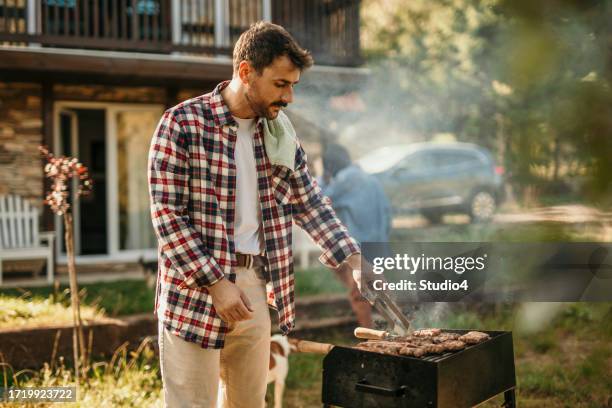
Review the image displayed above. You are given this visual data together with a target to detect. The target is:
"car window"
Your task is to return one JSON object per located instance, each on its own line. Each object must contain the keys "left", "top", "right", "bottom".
{"left": 431, "top": 150, "right": 480, "bottom": 167}
{"left": 358, "top": 145, "right": 414, "bottom": 174}
{"left": 396, "top": 152, "right": 431, "bottom": 172}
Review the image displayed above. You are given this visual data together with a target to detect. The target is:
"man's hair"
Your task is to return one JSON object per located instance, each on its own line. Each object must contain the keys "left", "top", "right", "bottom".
{"left": 233, "top": 21, "right": 313, "bottom": 74}
{"left": 323, "top": 143, "right": 352, "bottom": 178}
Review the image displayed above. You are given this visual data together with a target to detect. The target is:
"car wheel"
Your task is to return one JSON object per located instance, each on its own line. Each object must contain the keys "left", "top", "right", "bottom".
{"left": 469, "top": 190, "right": 496, "bottom": 222}
{"left": 422, "top": 210, "right": 444, "bottom": 225}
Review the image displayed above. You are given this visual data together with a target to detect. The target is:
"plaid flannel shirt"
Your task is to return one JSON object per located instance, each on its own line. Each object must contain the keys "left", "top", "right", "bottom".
{"left": 148, "top": 81, "right": 360, "bottom": 348}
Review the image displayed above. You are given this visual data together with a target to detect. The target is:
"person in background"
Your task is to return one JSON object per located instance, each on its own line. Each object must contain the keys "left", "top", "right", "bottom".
{"left": 320, "top": 143, "right": 393, "bottom": 328}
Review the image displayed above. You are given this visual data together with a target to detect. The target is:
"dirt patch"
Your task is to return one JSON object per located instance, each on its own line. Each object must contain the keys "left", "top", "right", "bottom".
{"left": 0, "top": 314, "right": 157, "bottom": 370}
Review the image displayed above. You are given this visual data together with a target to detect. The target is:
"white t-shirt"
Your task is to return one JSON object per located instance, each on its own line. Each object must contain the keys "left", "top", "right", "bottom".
{"left": 233, "top": 117, "right": 264, "bottom": 254}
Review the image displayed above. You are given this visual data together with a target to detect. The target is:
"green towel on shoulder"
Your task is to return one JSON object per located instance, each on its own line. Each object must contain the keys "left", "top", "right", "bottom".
{"left": 262, "top": 110, "right": 297, "bottom": 171}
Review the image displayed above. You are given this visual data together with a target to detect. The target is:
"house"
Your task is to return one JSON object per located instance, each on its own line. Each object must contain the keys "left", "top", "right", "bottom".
{"left": 0, "top": 0, "right": 366, "bottom": 276}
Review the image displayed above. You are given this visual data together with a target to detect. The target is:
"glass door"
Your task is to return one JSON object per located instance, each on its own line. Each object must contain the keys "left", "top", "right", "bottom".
{"left": 108, "top": 107, "right": 163, "bottom": 255}
{"left": 56, "top": 108, "right": 108, "bottom": 256}
{"left": 55, "top": 102, "right": 162, "bottom": 261}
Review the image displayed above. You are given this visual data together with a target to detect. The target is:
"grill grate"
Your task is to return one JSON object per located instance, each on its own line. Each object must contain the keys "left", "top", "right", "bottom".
{"left": 420, "top": 353, "right": 452, "bottom": 362}
{"left": 322, "top": 330, "right": 516, "bottom": 408}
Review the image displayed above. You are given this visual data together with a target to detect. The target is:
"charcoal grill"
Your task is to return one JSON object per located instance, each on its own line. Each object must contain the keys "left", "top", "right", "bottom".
{"left": 321, "top": 330, "right": 516, "bottom": 408}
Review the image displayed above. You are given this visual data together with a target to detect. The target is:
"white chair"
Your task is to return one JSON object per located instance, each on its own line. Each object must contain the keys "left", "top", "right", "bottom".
{"left": 0, "top": 195, "right": 55, "bottom": 284}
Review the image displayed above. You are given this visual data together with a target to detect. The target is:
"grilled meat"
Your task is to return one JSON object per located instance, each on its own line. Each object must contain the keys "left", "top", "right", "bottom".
{"left": 413, "top": 328, "right": 442, "bottom": 337}
{"left": 459, "top": 331, "right": 490, "bottom": 344}
{"left": 354, "top": 341, "right": 404, "bottom": 354}
{"left": 399, "top": 346, "right": 428, "bottom": 358}
{"left": 440, "top": 340, "right": 466, "bottom": 351}
{"left": 355, "top": 329, "right": 488, "bottom": 358}
{"left": 432, "top": 333, "right": 461, "bottom": 343}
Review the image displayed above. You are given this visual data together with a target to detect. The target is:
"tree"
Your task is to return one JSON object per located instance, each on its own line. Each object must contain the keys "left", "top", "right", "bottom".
{"left": 40, "top": 146, "right": 93, "bottom": 384}
{"left": 360, "top": 0, "right": 612, "bottom": 204}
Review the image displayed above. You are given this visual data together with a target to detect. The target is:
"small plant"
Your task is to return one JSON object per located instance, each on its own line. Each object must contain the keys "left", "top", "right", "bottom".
{"left": 39, "top": 146, "right": 93, "bottom": 385}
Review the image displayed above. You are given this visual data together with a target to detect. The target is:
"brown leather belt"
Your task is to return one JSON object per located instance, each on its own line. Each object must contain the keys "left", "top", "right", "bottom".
{"left": 235, "top": 253, "right": 267, "bottom": 269}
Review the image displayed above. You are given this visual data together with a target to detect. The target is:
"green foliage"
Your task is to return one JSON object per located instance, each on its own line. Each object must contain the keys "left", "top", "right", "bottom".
{"left": 0, "top": 280, "right": 155, "bottom": 317}
{"left": 360, "top": 0, "right": 612, "bottom": 205}
{"left": 530, "top": 330, "right": 558, "bottom": 354}
{"left": 294, "top": 267, "right": 346, "bottom": 296}
{"left": 361, "top": 0, "right": 500, "bottom": 141}
{"left": 285, "top": 353, "right": 323, "bottom": 389}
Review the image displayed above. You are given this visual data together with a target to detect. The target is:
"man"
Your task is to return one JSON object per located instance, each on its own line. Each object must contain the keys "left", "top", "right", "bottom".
{"left": 148, "top": 22, "right": 370, "bottom": 407}
{"left": 320, "top": 143, "right": 393, "bottom": 328}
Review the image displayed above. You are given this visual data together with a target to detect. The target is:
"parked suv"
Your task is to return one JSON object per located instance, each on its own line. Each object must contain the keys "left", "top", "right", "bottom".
{"left": 357, "top": 142, "right": 504, "bottom": 223}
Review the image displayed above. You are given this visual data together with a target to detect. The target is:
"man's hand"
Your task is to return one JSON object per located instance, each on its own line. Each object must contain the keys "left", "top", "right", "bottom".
{"left": 207, "top": 278, "right": 254, "bottom": 323}
{"left": 344, "top": 253, "right": 379, "bottom": 293}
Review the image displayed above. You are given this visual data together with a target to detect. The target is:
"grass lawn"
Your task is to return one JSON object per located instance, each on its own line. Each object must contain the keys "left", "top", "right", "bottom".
{"left": 0, "top": 266, "right": 345, "bottom": 320}
{"left": 0, "top": 280, "right": 154, "bottom": 319}
{"left": 1, "top": 284, "right": 609, "bottom": 406}
{"left": 0, "top": 337, "right": 163, "bottom": 407}
{"left": 0, "top": 294, "right": 103, "bottom": 329}
{"left": 0, "top": 220, "right": 609, "bottom": 406}
{"left": 0, "top": 266, "right": 345, "bottom": 406}
{"left": 2, "top": 303, "right": 608, "bottom": 407}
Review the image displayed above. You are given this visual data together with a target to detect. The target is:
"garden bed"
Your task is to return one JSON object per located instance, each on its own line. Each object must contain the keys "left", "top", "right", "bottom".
{"left": 0, "top": 316, "right": 140, "bottom": 370}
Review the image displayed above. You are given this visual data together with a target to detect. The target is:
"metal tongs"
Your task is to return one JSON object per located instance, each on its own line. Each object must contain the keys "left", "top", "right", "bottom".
{"left": 360, "top": 277, "right": 412, "bottom": 336}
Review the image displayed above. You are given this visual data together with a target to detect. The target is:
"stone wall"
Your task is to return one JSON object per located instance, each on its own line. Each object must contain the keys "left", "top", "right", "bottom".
{"left": 0, "top": 82, "right": 44, "bottom": 210}
{"left": 176, "top": 87, "right": 211, "bottom": 104}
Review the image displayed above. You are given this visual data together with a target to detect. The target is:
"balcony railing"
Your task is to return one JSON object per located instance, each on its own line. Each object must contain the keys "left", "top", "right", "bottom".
{"left": 0, "top": 0, "right": 361, "bottom": 66}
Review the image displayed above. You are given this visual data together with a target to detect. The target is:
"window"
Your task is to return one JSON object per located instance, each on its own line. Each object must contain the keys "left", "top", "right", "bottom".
{"left": 397, "top": 152, "right": 432, "bottom": 173}
{"left": 431, "top": 150, "right": 479, "bottom": 168}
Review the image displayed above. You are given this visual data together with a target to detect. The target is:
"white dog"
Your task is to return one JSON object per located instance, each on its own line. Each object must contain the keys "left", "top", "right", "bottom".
{"left": 267, "top": 334, "right": 295, "bottom": 408}
{"left": 217, "top": 334, "right": 295, "bottom": 408}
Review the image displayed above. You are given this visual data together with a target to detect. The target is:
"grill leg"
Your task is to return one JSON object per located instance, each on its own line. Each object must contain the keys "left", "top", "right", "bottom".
{"left": 502, "top": 388, "right": 516, "bottom": 408}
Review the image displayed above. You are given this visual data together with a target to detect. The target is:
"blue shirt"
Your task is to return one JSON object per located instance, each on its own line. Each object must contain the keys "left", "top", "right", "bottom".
{"left": 320, "top": 164, "right": 392, "bottom": 245}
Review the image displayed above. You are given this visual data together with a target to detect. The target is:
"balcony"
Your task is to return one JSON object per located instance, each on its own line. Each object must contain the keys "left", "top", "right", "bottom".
{"left": 0, "top": 0, "right": 361, "bottom": 67}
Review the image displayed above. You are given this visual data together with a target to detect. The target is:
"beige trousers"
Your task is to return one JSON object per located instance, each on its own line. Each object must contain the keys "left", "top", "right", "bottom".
{"left": 158, "top": 266, "right": 271, "bottom": 408}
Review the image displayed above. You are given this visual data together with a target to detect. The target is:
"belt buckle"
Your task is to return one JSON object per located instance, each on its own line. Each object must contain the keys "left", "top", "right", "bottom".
{"left": 246, "top": 254, "right": 253, "bottom": 269}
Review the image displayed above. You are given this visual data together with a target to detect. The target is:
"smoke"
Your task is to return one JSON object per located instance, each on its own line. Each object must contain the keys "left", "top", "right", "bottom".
{"left": 401, "top": 302, "right": 450, "bottom": 329}
{"left": 516, "top": 302, "right": 565, "bottom": 334}
{"left": 293, "top": 64, "right": 425, "bottom": 161}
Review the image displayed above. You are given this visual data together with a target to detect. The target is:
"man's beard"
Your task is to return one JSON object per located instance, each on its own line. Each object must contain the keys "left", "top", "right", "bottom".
{"left": 245, "top": 89, "right": 287, "bottom": 120}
